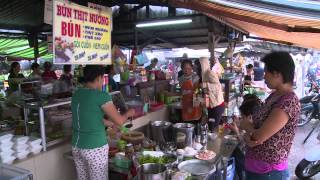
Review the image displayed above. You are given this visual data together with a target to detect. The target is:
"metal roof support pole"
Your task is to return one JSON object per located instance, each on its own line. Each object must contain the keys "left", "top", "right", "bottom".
{"left": 27, "top": 32, "right": 39, "bottom": 62}
{"left": 146, "top": 4, "right": 150, "bottom": 18}
{"left": 134, "top": 27, "right": 139, "bottom": 53}
{"left": 168, "top": 7, "right": 176, "bottom": 17}
{"left": 33, "top": 34, "right": 39, "bottom": 63}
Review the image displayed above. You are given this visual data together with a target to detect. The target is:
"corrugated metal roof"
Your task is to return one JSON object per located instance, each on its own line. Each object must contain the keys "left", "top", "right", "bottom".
{"left": 171, "top": 1, "right": 320, "bottom": 30}
{"left": 169, "top": 0, "right": 320, "bottom": 49}
{"left": 225, "top": 17, "right": 320, "bottom": 49}
{"left": 0, "top": 38, "right": 52, "bottom": 60}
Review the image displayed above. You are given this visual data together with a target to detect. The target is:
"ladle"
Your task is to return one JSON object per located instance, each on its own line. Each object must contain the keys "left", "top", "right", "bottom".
{"left": 125, "top": 117, "right": 133, "bottom": 128}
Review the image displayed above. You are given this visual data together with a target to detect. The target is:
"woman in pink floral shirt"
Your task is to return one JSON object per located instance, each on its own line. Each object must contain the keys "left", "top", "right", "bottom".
{"left": 241, "top": 52, "right": 301, "bottom": 180}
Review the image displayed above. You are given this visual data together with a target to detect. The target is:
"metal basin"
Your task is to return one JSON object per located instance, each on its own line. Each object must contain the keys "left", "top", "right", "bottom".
{"left": 178, "top": 159, "right": 215, "bottom": 177}
{"left": 138, "top": 163, "right": 167, "bottom": 180}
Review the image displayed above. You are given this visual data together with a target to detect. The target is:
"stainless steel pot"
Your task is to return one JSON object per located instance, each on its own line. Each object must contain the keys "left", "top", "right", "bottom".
{"left": 178, "top": 159, "right": 216, "bottom": 179}
{"left": 150, "top": 121, "right": 172, "bottom": 144}
{"left": 138, "top": 163, "right": 167, "bottom": 180}
{"left": 172, "top": 123, "right": 195, "bottom": 148}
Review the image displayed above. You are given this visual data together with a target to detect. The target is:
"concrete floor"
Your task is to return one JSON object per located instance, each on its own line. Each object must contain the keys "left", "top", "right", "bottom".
{"left": 288, "top": 119, "right": 320, "bottom": 180}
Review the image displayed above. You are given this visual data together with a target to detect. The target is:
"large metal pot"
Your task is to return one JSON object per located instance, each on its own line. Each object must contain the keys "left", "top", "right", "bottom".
{"left": 172, "top": 123, "right": 195, "bottom": 148}
{"left": 169, "top": 102, "right": 182, "bottom": 123}
{"left": 150, "top": 121, "right": 172, "bottom": 144}
{"left": 138, "top": 163, "right": 167, "bottom": 180}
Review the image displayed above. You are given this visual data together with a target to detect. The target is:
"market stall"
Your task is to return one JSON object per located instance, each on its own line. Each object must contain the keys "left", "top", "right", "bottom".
{"left": 62, "top": 106, "right": 239, "bottom": 180}
{"left": 0, "top": 0, "right": 319, "bottom": 179}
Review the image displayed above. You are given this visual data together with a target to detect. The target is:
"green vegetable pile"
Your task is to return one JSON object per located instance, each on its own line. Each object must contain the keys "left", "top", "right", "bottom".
{"left": 138, "top": 155, "right": 176, "bottom": 165}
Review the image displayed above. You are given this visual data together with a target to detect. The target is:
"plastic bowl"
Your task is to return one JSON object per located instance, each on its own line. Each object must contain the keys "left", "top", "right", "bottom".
{"left": 29, "top": 145, "right": 42, "bottom": 155}
{"left": 1, "top": 156, "right": 16, "bottom": 164}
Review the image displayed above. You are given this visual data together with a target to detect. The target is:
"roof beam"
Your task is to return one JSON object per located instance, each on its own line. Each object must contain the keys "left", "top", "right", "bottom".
{"left": 137, "top": 29, "right": 181, "bottom": 47}
{"left": 247, "top": 36, "right": 293, "bottom": 46}
{"left": 170, "top": 35, "right": 209, "bottom": 39}
{"left": 115, "top": 4, "right": 145, "bottom": 20}
{"left": 140, "top": 37, "right": 157, "bottom": 49}
{"left": 205, "top": 13, "right": 248, "bottom": 34}
{"left": 113, "top": 26, "right": 208, "bottom": 36}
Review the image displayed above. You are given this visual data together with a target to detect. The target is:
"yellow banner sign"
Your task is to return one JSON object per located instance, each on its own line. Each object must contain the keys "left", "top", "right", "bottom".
{"left": 53, "top": 1, "right": 112, "bottom": 64}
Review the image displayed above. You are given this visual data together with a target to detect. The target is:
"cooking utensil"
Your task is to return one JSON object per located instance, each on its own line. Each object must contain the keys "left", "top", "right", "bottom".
{"left": 138, "top": 163, "right": 167, "bottom": 180}
{"left": 173, "top": 123, "right": 195, "bottom": 148}
{"left": 125, "top": 118, "right": 133, "bottom": 128}
{"left": 159, "top": 141, "right": 177, "bottom": 153}
{"left": 150, "top": 121, "right": 172, "bottom": 144}
{"left": 178, "top": 159, "right": 215, "bottom": 176}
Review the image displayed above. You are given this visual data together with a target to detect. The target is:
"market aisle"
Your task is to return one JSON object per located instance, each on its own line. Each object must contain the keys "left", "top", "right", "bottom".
{"left": 288, "top": 119, "right": 320, "bottom": 180}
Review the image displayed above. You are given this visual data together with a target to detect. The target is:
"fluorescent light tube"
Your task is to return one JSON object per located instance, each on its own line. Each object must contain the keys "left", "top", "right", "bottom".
{"left": 136, "top": 19, "right": 192, "bottom": 28}
{"left": 0, "top": 29, "right": 25, "bottom": 33}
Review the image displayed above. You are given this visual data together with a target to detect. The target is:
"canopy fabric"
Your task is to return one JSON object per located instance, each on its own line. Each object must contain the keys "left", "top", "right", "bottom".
{"left": 169, "top": 0, "right": 320, "bottom": 49}
{"left": 0, "top": 38, "right": 52, "bottom": 60}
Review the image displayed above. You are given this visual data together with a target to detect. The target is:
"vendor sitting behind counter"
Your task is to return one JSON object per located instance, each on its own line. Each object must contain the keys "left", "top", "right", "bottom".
{"left": 145, "top": 58, "right": 158, "bottom": 71}
{"left": 8, "top": 62, "right": 25, "bottom": 94}
{"left": 71, "top": 65, "right": 135, "bottom": 180}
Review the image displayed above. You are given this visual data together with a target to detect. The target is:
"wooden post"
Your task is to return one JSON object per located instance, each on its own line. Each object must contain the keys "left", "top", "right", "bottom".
{"left": 208, "top": 19, "right": 221, "bottom": 67}
{"left": 227, "top": 41, "right": 236, "bottom": 72}
{"left": 208, "top": 32, "right": 220, "bottom": 67}
{"left": 208, "top": 31, "right": 215, "bottom": 62}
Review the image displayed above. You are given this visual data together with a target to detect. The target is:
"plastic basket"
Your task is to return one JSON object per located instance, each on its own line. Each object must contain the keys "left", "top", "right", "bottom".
{"left": 113, "top": 157, "right": 132, "bottom": 169}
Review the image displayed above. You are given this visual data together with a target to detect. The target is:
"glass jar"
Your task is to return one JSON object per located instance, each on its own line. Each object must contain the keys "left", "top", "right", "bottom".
{"left": 125, "top": 143, "right": 134, "bottom": 159}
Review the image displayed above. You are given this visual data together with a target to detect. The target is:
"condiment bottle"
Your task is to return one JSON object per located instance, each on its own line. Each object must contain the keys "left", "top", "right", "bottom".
{"left": 125, "top": 143, "right": 134, "bottom": 159}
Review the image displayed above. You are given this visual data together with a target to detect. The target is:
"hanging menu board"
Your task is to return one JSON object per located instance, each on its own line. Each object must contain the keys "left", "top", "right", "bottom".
{"left": 53, "top": 1, "right": 112, "bottom": 65}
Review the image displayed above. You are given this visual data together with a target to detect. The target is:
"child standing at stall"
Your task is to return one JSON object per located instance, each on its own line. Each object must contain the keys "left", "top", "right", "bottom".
{"left": 229, "top": 94, "right": 262, "bottom": 180}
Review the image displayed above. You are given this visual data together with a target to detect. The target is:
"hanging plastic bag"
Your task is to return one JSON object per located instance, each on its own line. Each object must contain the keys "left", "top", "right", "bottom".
{"left": 135, "top": 53, "right": 149, "bottom": 65}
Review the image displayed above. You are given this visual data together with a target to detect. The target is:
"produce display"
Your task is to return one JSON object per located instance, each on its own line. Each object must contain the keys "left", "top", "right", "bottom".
{"left": 138, "top": 155, "right": 176, "bottom": 165}
{"left": 195, "top": 150, "right": 216, "bottom": 160}
{"left": 117, "top": 140, "right": 127, "bottom": 151}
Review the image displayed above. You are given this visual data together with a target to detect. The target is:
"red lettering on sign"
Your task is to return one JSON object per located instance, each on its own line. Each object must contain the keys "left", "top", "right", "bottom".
{"left": 61, "top": 21, "right": 67, "bottom": 36}
{"left": 75, "top": 24, "right": 81, "bottom": 38}
{"left": 57, "top": 5, "right": 62, "bottom": 16}
{"left": 61, "top": 21, "right": 81, "bottom": 38}
{"left": 56, "top": 5, "right": 72, "bottom": 18}
{"left": 89, "top": 13, "right": 109, "bottom": 26}
{"left": 73, "top": 9, "right": 88, "bottom": 21}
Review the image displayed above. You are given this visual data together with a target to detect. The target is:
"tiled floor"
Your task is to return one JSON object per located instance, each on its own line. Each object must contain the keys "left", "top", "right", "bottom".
{"left": 288, "top": 119, "right": 320, "bottom": 180}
